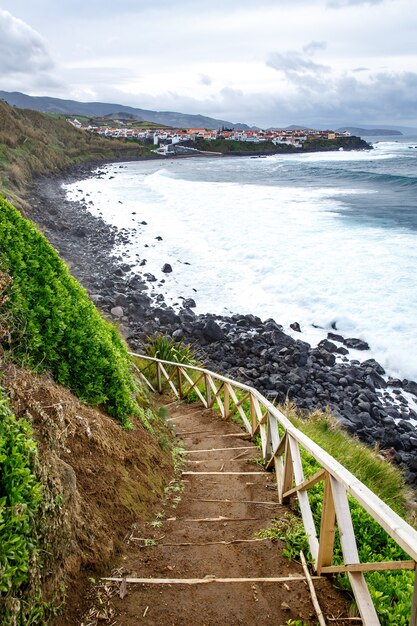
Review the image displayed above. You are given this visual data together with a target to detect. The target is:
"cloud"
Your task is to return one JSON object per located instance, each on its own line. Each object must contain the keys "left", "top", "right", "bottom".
{"left": 303, "top": 41, "right": 327, "bottom": 55}
{"left": 72, "top": 66, "right": 417, "bottom": 129}
{"left": 199, "top": 74, "right": 212, "bottom": 86}
{"left": 327, "top": 0, "right": 383, "bottom": 7}
{"left": 266, "top": 49, "right": 330, "bottom": 78}
{"left": 263, "top": 68, "right": 417, "bottom": 126}
{"left": 0, "top": 9, "right": 53, "bottom": 75}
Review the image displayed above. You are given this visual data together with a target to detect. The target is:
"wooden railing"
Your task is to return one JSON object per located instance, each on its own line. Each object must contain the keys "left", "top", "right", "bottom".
{"left": 131, "top": 353, "right": 417, "bottom": 626}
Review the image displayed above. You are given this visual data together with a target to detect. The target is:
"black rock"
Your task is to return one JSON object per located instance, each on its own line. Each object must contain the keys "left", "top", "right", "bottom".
{"left": 203, "top": 319, "right": 224, "bottom": 342}
{"left": 162, "top": 263, "right": 173, "bottom": 273}
{"left": 336, "top": 346, "right": 349, "bottom": 355}
{"left": 344, "top": 337, "right": 370, "bottom": 351}
{"left": 318, "top": 339, "right": 338, "bottom": 353}
{"left": 403, "top": 379, "right": 417, "bottom": 397}
{"left": 362, "top": 359, "right": 386, "bottom": 375}
{"left": 327, "top": 332, "right": 345, "bottom": 343}
{"left": 290, "top": 322, "right": 301, "bottom": 332}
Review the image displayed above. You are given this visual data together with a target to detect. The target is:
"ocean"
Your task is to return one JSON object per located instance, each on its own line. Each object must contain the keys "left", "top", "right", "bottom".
{"left": 64, "top": 137, "right": 417, "bottom": 381}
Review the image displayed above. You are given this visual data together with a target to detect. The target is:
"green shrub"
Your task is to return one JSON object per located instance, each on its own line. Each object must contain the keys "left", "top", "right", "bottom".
{"left": 0, "top": 196, "right": 138, "bottom": 424}
{"left": 144, "top": 335, "right": 198, "bottom": 365}
{"left": 0, "top": 388, "right": 43, "bottom": 625}
{"left": 278, "top": 407, "right": 415, "bottom": 624}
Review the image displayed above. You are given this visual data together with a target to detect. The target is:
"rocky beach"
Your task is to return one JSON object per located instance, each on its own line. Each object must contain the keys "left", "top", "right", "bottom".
{"left": 28, "top": 161, "right": 417, "bottom": 487}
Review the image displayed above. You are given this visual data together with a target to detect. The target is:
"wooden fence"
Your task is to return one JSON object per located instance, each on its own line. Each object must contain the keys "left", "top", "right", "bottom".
{"left": 131, "top": 353, "right": 417, "bottom": 626}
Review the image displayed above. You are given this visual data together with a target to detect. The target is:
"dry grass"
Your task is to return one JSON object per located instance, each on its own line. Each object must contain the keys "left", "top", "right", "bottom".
{"left": 0, "top": 101, "right": 152, "bottom": 204}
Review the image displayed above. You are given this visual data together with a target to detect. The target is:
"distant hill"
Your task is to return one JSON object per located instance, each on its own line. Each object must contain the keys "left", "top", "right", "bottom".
{"left": 282, "top": 124, "right": 316, "bottom": 131}
{"left": 0, "top": 90, "right": 250, "bottom": 130}
{"left": 337, "top": 126, "right": 402, "bottom": 137}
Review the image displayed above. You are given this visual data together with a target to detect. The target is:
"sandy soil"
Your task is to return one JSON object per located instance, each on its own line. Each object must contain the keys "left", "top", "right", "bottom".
{"left": 84, "top": 402, "right": 351, "bottom": 626}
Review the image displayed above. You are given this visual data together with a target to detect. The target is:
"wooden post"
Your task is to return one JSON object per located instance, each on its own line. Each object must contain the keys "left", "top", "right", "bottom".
{"left": 282, "top": 436, "right": 294, "bottom": 505}
{"left": 330, "top": 476, "right": 380, "bottom": 625}
{"left": 223, "top": 385, "right": 230, "bottom": 419}
{"left": 205, "top": 373, "right": 211, "bottom": 408}
{"left": 177, "top": 366, "right": 183, "bottom": 399}
{"left": 265, "top": 416, "right": 273, "bottom": 461}
{"left": 250, "top": 394, "right": 257, "bottom": 435}
{"left": 317, "top": 471, "right": 337, "bottom": 575}
{"left": 410, "top": 566, "right": 417, "bottom": 626}
{"left": 156, "top": 362, "right": 162, "bottom": 394}
{"left": 288, "top": 437, "right": 319, "bottom": 565}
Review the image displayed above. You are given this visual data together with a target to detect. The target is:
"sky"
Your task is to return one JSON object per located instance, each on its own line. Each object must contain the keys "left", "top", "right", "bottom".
{"left": 0, "top": 0, "right": 416, "bottom": 128}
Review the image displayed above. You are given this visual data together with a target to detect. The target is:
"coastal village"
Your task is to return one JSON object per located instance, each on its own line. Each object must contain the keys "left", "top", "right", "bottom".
{"left": 70, "top": 117, "right": 351, "bottom": 149}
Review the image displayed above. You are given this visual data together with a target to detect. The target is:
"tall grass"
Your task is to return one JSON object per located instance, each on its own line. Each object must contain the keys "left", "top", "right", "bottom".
{"left": 288, "top": 405, "right": 410, "bottom": 514}
{"left": 0, "top": 101, "right": 152, "bottom": 204}
{"left": 278, "top": 405, "right": 415, "bottom": 625}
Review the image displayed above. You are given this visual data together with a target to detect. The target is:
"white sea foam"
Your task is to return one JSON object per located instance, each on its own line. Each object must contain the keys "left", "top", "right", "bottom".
{"left": 64, "top": 146, "right": 417, "bottom": 381}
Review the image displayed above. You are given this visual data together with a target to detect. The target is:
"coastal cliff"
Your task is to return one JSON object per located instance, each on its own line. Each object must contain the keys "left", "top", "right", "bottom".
{"left": 194, "top": 134, "right": 370, "bottom": 154}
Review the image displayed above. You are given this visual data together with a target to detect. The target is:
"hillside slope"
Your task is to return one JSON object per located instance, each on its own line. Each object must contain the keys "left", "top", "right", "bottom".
{"left": 0, "top": 100, "right": 152, "bottom": 206}
{"left": 0, "top": 196, "right": 174, "bottom": 623}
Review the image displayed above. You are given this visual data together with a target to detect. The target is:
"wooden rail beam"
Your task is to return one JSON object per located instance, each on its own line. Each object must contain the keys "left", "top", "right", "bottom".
{"left": 321, "top": 561, "right": 416, "bottom": 574}
{"left": 283, "top": 468, "right": 326, "bottom": 499}
{"left": 266, "top": 431, "right": 287, "bottom": 471}
{"left": 317, "top": 471, "right": 337, "bottom": 575}
{"left": 180, "top": 369, "right": 207, "bottom": 407}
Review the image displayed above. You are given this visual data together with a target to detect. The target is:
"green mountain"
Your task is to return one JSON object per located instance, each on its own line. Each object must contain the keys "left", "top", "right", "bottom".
{"left": 0, "top": 90, "right": 250, "bottom": 130}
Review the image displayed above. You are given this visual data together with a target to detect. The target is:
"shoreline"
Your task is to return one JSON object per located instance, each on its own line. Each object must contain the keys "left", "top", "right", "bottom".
{"left": 27, "top": 158, "right": 417, "bottom": 488}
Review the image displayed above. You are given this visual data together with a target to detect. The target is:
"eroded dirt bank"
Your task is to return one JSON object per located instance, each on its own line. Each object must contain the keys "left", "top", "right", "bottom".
{"left": 0, "top": 359, "right": 173, "bottom": 624}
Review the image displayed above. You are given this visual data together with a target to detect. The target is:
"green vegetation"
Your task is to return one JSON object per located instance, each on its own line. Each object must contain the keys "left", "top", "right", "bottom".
{"left": 302, "top": 135, "right": 369, "bottom": 152}
{"left": 46, "top": 112, "right": 170, "bottom": 130}
{"left": 144, "top": 335, "right": 198, "bottom": 365}
{"left": 195, "top": 138, "right": 297, "bottom": 154}
{"left": 195, "top": 135, "right": 370, "bottom": 155}
{"left": 0, "top": 388, "right": 45, "bottom": 625}
{"left": 261, "top": 406, "right": 414, "bottom": 625}
{"left": 291, "top": 407, "right": 409, "bottom": 514}
{"left": 0, "top": 100, "right": 153, "bottom": 206}
{"left": 0, "top": 196, "right": 139, "bottom": 424}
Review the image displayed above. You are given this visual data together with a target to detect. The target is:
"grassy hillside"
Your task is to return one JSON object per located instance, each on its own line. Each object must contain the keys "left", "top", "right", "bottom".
{"left": 0, "top": 100, "right": 171, "bottom": 624}
{"left": 0, "top": 100, "right": 152, "bottom": 206}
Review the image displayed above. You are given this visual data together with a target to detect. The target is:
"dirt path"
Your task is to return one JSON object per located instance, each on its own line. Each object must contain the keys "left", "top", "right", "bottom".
{"left": 101, "top": 402, "right": 351, "bottom": 626}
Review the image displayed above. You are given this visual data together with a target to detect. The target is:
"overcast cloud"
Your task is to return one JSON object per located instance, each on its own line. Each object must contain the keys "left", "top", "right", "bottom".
{"left": 0, "top": 8, "right": 59, "bottom": 91}
{"left": 0, "top": 0, "right": 416, "bottom": 127}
